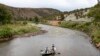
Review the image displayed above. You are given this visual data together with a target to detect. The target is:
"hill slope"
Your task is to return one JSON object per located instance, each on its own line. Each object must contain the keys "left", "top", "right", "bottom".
{"left": 64, "top": 8, "right": 93, "bottom": 22}
{"left": 0, "top": 3, "right": 61, "bottom": 20}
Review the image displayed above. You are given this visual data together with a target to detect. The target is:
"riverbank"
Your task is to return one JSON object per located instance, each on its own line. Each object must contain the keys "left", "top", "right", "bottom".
{"left": 0, "top": 22, "right": 46, "bottom": 42}
{"left": 59, "top": 21, "right": 100, "bottom": 49}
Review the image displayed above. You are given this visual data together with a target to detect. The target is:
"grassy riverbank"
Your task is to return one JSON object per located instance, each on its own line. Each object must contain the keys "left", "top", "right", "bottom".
{"left": 59, "top": 21, "right": 100, "bottom": 48}
{"left": 0, "top": 22, "right": 42, "bottom": 42}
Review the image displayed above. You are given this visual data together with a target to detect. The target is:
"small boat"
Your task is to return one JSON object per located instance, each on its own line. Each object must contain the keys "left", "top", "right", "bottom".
{"left": 40, "top": 44, "right": 57, "bottom": 56}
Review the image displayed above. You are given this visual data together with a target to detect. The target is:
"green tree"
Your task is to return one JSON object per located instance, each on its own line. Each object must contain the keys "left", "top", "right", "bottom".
{"left": 60, "top": 13, "right": 64, "bottom": 21}
{"left": 75, "top": 12, "right": 79, "bottom": 19}
{"left": 33, "top": 16, "right": 39, "bottom": 24}
{"left": 0, "top": 4, "right": 12, "bottom": 24}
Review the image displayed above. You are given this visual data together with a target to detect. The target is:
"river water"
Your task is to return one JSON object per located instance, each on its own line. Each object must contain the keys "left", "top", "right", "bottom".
{"left": 0, "top": 24, "right": 100, "bottom": 56}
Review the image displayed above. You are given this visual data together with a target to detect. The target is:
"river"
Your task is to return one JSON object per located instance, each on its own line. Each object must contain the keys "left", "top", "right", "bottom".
{"left": 0, "top": 24, "right": 100, "bottom": 56}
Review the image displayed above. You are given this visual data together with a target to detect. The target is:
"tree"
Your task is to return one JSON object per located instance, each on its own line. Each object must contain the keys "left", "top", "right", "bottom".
{"left": 60, "top": 13, "right": 64, "bottom": 21}
{"left": 75, "top": 12, "right": 79, "bottom": 19}
{"left": 33, "top": 16, "right": 39, "bottom": 24}
{"left": 0, "top": 4, "right": 12, "bottom": 24}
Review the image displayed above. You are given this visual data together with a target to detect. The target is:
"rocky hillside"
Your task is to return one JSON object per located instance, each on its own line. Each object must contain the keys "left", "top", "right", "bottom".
{"left": 0, "top": 3, "right": 61, "bottom": 20}
{"left": 64, "top": 8, "right": 93, "bottom": 22}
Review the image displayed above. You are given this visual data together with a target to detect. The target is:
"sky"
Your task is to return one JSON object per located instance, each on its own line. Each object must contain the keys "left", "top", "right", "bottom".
{"left": 0, "top": 0, "right": 98, "bottom": 11}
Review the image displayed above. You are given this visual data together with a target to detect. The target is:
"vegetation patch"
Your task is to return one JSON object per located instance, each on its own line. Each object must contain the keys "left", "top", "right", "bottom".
{"left": 0, "top": 27, "right": 13, "bottom": 38}
{"left": 0, "top": 22, "right": 44, "bottom": 42}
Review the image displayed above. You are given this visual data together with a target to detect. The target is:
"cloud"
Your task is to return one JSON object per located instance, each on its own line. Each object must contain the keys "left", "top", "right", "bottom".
{"left": 0, "top": 0, "right": 97, "bottom": 11}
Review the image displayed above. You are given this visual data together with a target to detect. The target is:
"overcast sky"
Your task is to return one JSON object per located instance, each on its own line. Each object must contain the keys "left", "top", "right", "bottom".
{"left": 0, "top": 0, "right": 98, "bottom": 11}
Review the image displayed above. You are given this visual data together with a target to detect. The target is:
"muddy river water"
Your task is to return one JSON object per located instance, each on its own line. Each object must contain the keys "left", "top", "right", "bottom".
{"left": 0, "top": 24, "right": 100, "bottom": 56}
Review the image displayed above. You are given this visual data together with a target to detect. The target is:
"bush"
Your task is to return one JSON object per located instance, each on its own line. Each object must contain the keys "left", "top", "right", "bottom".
{"left": 92, "top": 29, "right": 100, "bottom": 43}
{"left": 13, "top": 24, "right": 40, "bottom": 35}
{"left": 23, "top": 21, "right": 27, "bottom": 25}
{"left": 33, "top": 16, "right": 39, "bottom": 24}
{"left": 0, "top": 27, "right": 13, "bottom": 38}
{"left": 16, "top": 28, "right": 29, "bottom": 35}
{"left": 75, "top": 22, "right": 90, "bottom": 32}
{"left": 0, "top": 4, "right": 12, "bottom": 24}
{"left": 60, "top": 21, "right": 78, "bottom": 28}
{"left": 0, "top": 22, "right": 40, "bottom": 40}
{"left": 88, "top": 4, "right": 100, "bottom": 22}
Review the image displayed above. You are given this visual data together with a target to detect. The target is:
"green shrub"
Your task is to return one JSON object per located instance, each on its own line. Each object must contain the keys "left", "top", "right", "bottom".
{"left": 16, "top": 29, "right": 29, "bottom": 35}
{"left": 0, "top": 4, "right": 12, "bottom": 24}
{"left": 33, "top": 16, "right": 39, "bottom": 24}
{"left": 93, "top": 37, "right": 100, "bottom": 43}
{"left": 60, "top": 21, "right": 78, "bottom": 28}
{"left": 14, "top": 25, "right": 39, "bottom": 35}
{"left": 88, "top": 4, "right": 100, "bottom": 22}
{"left": 0, "top": 23, "right": 40, "bottom": 39}
{"left": 0, "top": 27, "right": 13, "bottom": 38}
{"left": 23, "top": 21, "right": 27, "bottom": 25}
{"left": 75, "top": 22, "right": 90, "bottom": 32}
{"left": 92, "top": 29, "right": 100, "bottom": 43}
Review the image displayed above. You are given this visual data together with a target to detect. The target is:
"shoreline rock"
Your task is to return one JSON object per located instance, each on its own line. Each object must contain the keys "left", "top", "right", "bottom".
{"left": 95, "top": 43, "right": 100, "bottom": 50}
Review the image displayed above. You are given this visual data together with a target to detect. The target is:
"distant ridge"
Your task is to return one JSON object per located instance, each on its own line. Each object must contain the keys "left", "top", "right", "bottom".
{"left": 0, "top": 3, "right": 61, "bottom": 20}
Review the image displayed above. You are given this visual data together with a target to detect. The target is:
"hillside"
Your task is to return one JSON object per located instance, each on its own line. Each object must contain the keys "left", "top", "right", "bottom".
{"left": 65, "top": 8, "right": 93, "bottom": 22}
{"left": 65, "top": 10, "right": 92, "bottom": 22}
{"left": 10, "top": 8, "right": 61, "bottom": 20}
{"left": 0, "top": 3, "right": 61, "bottom": 20}
{"left": 60, "top": 4, "right": 100, "bottom": 48}
{"left": 64, "top": 8, "right": 93, "bottom": 22}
